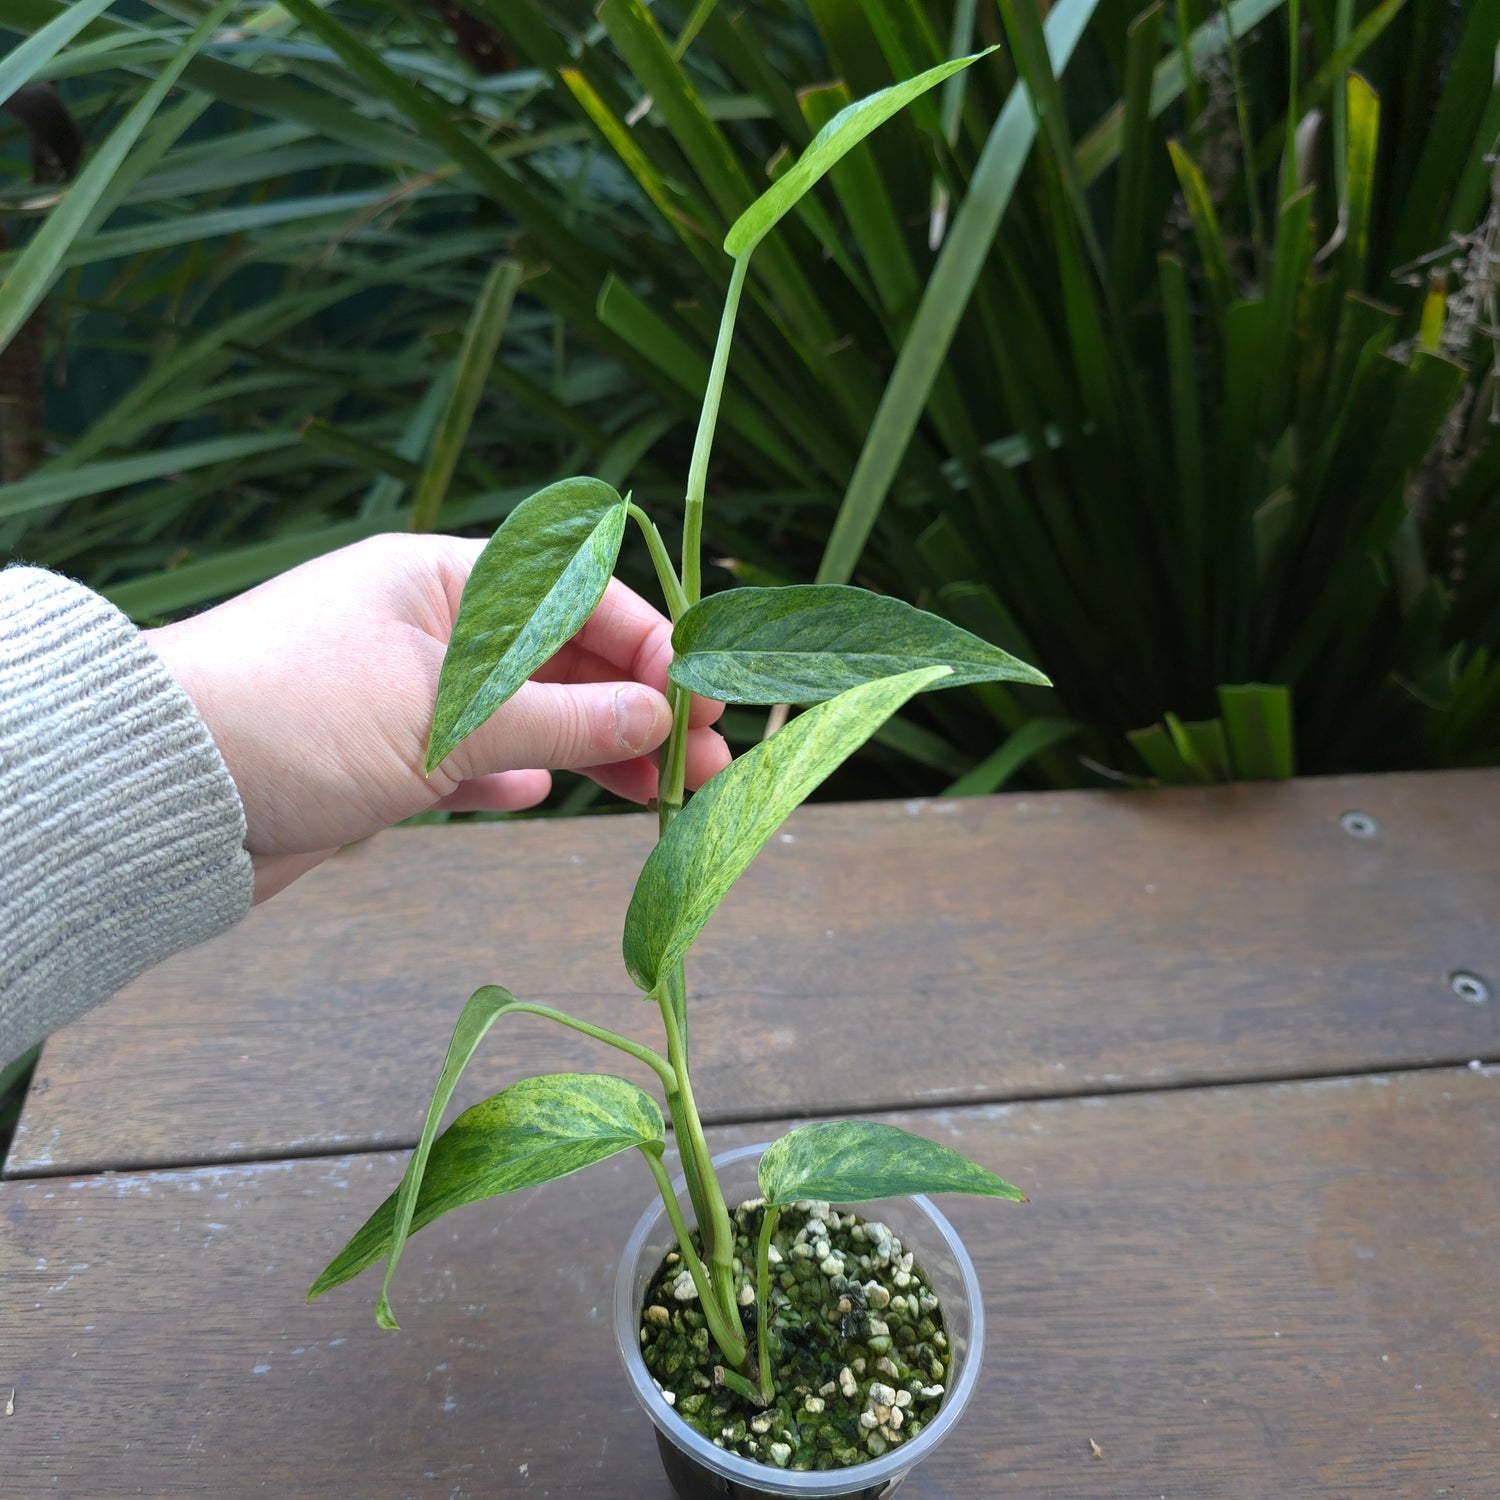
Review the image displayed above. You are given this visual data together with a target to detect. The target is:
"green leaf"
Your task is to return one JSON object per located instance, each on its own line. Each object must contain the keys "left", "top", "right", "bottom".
{"left": 623, "top": 666, "right": 950, "bottom": 992}
{"left": 410, "top": 260, "right": 522, "bottom": 533}
{"left": 1218, "top": 684, "right": 1295, "bottom": 779}
{"left": 944, "top": 717, "right": 1077, "bottom": 796}
{"left": 667, "top": 585, "right": 1049, "bottom": 704}
{"left": 0, "top": 0, "right": 238, "bottom": 356}
{"left": 309, "top": 1068, "right": 665, "bottom": 1311}
{"left": 0, "top": 0, "right": 119, "bottom": 104}
{"left": 723, "top": 49, "right": 994, "bottom": 259}
{"left": 373, "top": 984, "right": 516, "bottom": 1328}
{"left": 426, "top": 477, "right": 628, "bottom": 773}
{"left": 815, "top": 0, "right": 1102, "bottom": 587}
{"left": 759, "top": 1121, "right": 1025, "bottom": 1206}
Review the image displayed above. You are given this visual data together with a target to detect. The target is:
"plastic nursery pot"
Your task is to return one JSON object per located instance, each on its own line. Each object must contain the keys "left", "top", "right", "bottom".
{"left": 614, "top": 1144, "right": 985, "bottom": 1500}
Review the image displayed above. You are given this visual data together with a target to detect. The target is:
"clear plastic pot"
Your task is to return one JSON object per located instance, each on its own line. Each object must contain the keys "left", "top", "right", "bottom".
{"left": 614, "top": 1144, "right": 985, "bottom": 1500}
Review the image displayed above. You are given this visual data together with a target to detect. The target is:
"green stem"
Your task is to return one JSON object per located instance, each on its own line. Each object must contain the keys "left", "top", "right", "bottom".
{"left": 642, "top": 1146, "right": 748, "bottom": 1368}
{"left": 681, "top": 254, "right": 749, "bottom": 607}
{"left": 657, "top": 684, "right": 692, "bottom": 834}
{"left": 628, "top": 502, "right": 689, "bottom": 622}
{"left": 756, "top": 1202, "right": 782, "bottom": 1404}
{"left": 499, "top": 1001, "right": 675, "bottom": 1094}
{"left": 657, "top": 988, "right": 745, "bottom": 1353}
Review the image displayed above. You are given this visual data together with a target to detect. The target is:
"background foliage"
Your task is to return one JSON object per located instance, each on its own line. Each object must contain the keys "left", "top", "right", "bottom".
{"left": 2, "top": 0, "right": 1498, "bottom": 800}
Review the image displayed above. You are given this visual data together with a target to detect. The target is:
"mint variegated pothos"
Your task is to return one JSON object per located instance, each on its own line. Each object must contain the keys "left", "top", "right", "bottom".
{"left": 311, "top": 49, "right": 1035, "bottom": 1410}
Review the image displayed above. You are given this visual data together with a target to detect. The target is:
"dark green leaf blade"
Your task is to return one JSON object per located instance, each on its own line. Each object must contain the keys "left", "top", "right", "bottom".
{"left": 723, "top": 49, "right": 994, "bottom": 259}
{"left": 427, "top": 477, "right": 628, "bottom": 772}
{"left": 309, "top": 1071, "right": 664, "bottom": 1309}
{"left": 623, "top": 666, "right": 950, "bottom": 992}
{"left": 668, "top": 585, "right": 1049, "bottom": 704}
{"left": 759, "top": 1121, "right": 1025, "bottom": 1206}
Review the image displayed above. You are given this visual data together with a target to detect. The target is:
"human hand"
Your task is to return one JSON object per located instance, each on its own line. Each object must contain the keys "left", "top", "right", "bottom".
{"left": 145, "top": 533, "right": 731, "bottom": 902}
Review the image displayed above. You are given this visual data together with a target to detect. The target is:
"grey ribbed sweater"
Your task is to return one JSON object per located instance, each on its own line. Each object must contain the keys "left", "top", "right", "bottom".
{"left": 1, "top": 566, "right": 254, "bottom": 1067}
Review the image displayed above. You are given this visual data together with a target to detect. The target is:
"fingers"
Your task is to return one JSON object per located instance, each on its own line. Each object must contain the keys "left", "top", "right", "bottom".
{"left": 580, "top": 724, "right": 733, "bottom": 804}
{"left": 433, "top": 678, "right": 674, "bottom": 788}
{"left": 551, "top": 578, "right": 725, "bottom": 728}
{"left": 432, "top": 769, "right": 552, "bottom": 813}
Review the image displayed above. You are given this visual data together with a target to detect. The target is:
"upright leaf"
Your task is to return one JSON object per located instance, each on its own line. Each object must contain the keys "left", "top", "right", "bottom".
{"left": 309, "top": 1071, "right": 665, "bottom": 1307}
{"left": 623, "top": 666, "right": 950, "bottom": 992}
{"left": 427, "top": 477, "right": 628, "bottom": 772}
{"left": 410, "top": 261, "right": 522, "bottom": 533}
{"left": 759, "top": 1121, "right": 1025, "bottom": 1205}
{"left": 724, "top": 49, "right": 993, "bottom": 259}
{"left": 668, "top": 584, "right": 1049, "bottom": 703}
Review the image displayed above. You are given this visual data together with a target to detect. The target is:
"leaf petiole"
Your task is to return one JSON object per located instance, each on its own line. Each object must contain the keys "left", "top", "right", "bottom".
{"left": 641, "top": 1145, "right": 748, "bottom": 1368}
{"left": 755, "top": 1201, "right": 781, "bottom": 1404}
{"left": 627, "top": 501, "right": 689, "bottom": 622}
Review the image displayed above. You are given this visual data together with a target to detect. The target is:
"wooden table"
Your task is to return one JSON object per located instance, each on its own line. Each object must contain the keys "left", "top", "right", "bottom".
{"left": 3, "top": 770, "right": 1497, "bottom": 1497}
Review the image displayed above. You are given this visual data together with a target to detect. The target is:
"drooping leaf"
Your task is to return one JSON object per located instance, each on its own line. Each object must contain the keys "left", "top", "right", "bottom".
{"left": 667, "top": 584, "right": 1050, "bottom": 704}
{"left": 723, "top": 49, "right": 993, "bottom": 260}
{"left": 623, "top": 666, "right": 950, "bottom": 992}
{"left": 309, "top": 1070, "right": 664, "bottom": 1308}
{"left": 427, "top": 477, "right": 628, "bottom": 772}
{"left": 373, "top": 984, "right": 518, "bottom": 1328}
{"left": 759, "top": 1120, "right": 1025, "bottom": 1206}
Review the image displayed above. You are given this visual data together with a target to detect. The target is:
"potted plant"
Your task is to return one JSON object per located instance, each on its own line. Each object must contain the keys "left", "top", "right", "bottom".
{"left": 310, "top": 53, "right": 1042, "bottom": 1496}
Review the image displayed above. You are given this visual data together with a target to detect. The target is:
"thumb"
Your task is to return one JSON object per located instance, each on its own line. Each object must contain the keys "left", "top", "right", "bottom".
{"left": 431, "top": 679, "right": 672, "bottom": 786}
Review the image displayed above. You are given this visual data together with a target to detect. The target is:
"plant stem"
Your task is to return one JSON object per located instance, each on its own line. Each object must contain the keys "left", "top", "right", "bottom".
{"left": 497, "top": 1001, "right": 675, "bottom": 1094}
{"left": 657, "top": 988, "right": 745, "bottom": 1353}
{"left": 628, "top": 501, "right": 689, "bottom": 622}
{"left": 681, "top": 254, "right": 749, "bottom": 608}
{"left": 755, "top": 1202, "right": 782, "bottom": 1404}
{"left": 657, "top": 684, "right": 693, "bottom": 833}
{"left": 642, "top": 1146, "right": 748, "bottom": 1368}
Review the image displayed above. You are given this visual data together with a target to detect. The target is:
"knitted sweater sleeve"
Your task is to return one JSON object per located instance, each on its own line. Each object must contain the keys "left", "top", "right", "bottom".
{"left": 0, "top": 566, "right": 254, "bottom": 1067}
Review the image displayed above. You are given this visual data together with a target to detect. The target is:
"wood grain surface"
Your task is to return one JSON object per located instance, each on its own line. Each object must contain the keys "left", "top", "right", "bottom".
{"left": 2, "top": 1069, "right": 1497, "bottom": 1498}
{"left": 8, "top": 771, "right": 1499, "bottom": 1176}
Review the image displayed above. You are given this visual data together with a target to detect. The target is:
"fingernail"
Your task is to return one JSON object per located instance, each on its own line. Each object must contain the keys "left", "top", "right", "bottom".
{"left": 612, "top": 685, "right": 661, "bottom": 756}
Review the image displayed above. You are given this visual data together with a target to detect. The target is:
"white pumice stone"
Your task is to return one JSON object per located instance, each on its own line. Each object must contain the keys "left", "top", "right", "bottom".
{"left": 839, "top": 1367, "right": 858, "bottom": 1398}
{"left": 859, "top": 1411, "right": 880, "bottom": 1431}
{"left": 864, "top": 1282, "right": 891, "bottom": 1310}
{"left": 737, "top": 1284, "right": 756, "bottom": 1307}
{"left": 814, "top": 1239, "right": 832, "bottom": 1260}
{"left": 819, "top": 1381, "right": 838, "bottom": 1397}
{"left": 888, "top": 1407, "right": 904, "bottom": 1430}
{"left": 750, "top": 1415, "right": 773, "bottom": 1435}
{"left": 866, "top": 1433, "right": 887, "bottom": 1456}
{"left": 893, "top": 1270, "right": 912, "bottom": 1289}
{"left": 768, "top": 1442, "right": 792, "bottom": 1468}
{"left": 766, "top": 1244, "right": 784, "bottom": 1265}
{"left": 868, "top": 1383, "right": 898, "bottom": 1406}
{"left": 662, "top": 1391, "right": 676, "bottom": 1406}
{"left": 803, "top": 1396, "right": 825, "bottom": 1414}
{"left": 895, "top": 1389, "right": 913, "bottom": 1408}
{"left": 670, "top": 1270, "right": 698, "bottom": 1301}
{"left": 876, "top": 1357, "right": 901, "bottom": 1379}
{"left": 819, "top": 1255, "right": 845, "bottom": 1277}
{"left": 645, "top": 1305, "right": 671, "bottom": 1326}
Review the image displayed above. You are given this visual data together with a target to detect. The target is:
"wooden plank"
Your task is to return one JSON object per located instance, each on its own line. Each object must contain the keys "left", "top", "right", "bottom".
{"left": 8, "top": 770, "right": 1499, "bottom": 1176}
{"left": 2, "top": 1069, "right": 1497, "bottom": 1495}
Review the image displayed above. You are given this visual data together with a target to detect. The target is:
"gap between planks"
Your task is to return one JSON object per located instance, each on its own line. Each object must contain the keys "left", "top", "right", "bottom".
{"left": 6, "top": 1054, "right": 1496, "bottom": 1184}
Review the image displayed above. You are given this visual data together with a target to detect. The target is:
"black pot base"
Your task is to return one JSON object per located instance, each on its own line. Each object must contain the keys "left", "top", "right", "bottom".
{"left": 653, "top": 1428, "right": 906, "bottom": 1500}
